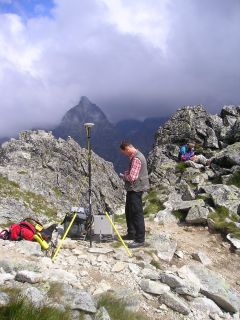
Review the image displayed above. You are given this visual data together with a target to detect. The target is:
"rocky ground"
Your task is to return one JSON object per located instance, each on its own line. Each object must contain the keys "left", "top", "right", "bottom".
{"left": 1, "top": 105, "right": 240, "bottom": 319}
{"left": 1, "top": 216, "right": 240, "bottom": 320}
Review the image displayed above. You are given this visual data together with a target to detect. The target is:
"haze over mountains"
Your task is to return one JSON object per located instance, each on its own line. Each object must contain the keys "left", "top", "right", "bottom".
{"left": 0, "top": 96, "right": 167, "bottom": 171}
{"left": 52, "top": 96, "right": 168, "bottom": 172}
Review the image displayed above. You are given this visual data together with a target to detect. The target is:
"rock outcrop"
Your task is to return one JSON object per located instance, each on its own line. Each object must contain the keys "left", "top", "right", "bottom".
{"left": 0, "top": 130, "right": 124, "bottom": 224}
{"left": 147, "top": 105, "right": 240, "bottom": 247}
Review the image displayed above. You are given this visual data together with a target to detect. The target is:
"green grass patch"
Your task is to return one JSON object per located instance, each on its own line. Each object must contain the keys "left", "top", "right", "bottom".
{"left": 209, "top": 175, "right": 222, "bottom": 184}
{"left": 0, "top": 287, "right": 21, "bottom": 299}
{"left": 172, "top": 210, "right": 187, "bottom": 222}
{"left": 52, "top": 187, "right": 62, "bottom": 198}
{"left": 208, "top": 206, "right": 240, "bottom": 239}
{"left": 0, "top": 174, "right": 57, "bottom": 218}
{"left": 114, "top": 214, "right": 126, "bottom": 225}
{"left": 143, "top": 189, "right": 164, "bottom": 217}
{"left": 0, "top": 175, "right": 20, "bottom": 189}
{"left": 98, "top": 293, "right": 147, "bottom": 320}
{"left": 111, "top": 241, "right": 122, "bottom": 248}
{"left": 194, "top": 145, "right": 204, "bottom": 155}
{"left": 175, "top": 162, "right": 188, "bottom": 173}
{"left": 0, "top": 298, "right": 70, "bottom": 320}
{"left": 226, "top": 170, "right": 240, "bottom": 188}
{"left": 150, "top": 259, "right": 162, "bottom": 270}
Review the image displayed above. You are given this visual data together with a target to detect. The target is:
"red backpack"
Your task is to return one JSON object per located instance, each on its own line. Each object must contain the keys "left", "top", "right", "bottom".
{"left": 9, "top": 220, "right": 36, "bottom": 241}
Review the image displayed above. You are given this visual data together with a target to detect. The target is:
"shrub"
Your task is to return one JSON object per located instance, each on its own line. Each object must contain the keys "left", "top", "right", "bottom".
{"left": 0, "top": 298, "right": 70, "bottom": 320}
{"left": 226, "top": 170, "right": 240, "bottom": 188}
{"left": 143, "top": 190, "right": 164, "bottom": 217}
{"left": 208, "top": 206, "right": 240, "bottom": 239}
{"left": 172, "top": 210, "right": 187, "bottom": 222}
{"left": 175, "top": 162, "right": 188, "bottom": 173}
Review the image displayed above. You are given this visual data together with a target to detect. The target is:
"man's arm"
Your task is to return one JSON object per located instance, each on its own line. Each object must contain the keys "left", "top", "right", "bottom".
{"left": 124, "top": 157, "right": 141, "bottom": 183}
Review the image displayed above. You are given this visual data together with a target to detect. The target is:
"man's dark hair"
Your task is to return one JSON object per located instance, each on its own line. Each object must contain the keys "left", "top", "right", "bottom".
{"left": 120, "top": 141, "right": 132, "bottom": 150}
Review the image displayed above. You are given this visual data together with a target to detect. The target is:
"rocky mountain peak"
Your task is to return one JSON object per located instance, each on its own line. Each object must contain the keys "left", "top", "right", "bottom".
{"left": 61, "top": 96, "right": 110, "bottom": 126}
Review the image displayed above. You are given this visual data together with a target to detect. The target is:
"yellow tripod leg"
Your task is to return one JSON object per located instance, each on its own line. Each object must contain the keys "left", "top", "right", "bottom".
{"left": 105, "top": 211, "right": 133, "bottom": 257}
{"left": 52, "top": 212, "right": 77, "bottom": 262}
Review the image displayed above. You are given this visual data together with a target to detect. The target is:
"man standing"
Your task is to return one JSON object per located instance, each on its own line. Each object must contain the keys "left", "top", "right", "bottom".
{"left": 119, "top": 141, "right": 149, "bottom": 248}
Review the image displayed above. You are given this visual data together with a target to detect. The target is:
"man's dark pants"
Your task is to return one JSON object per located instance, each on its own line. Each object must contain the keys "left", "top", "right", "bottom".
{"left": 125, "top": 191, "right": 145, "bottom": 243}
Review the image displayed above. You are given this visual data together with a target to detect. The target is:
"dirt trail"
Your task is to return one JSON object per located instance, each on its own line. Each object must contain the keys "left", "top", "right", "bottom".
{"left": 145, "top": 220, "right": 240, "bottom": 289}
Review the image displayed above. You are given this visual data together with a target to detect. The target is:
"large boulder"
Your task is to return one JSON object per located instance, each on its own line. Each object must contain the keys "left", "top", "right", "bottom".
{"left": 213, "top": 142, "right": 240, "bottom": 167}
{"left": 201, "top": 184, "right": 240, "bottom": 214}
{"left": 153, "top": 106, "right": 218, "bottom": 147}
{"left": 179, "top": 264, "right": 240, "bottom": 313}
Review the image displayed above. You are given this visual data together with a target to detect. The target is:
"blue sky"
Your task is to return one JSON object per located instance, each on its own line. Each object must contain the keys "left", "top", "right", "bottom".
{"left": 0, "top": 0, "right": 240, "bottom": 137}
{"left": 0, "top": 0, "right": 54, "bottom": 18}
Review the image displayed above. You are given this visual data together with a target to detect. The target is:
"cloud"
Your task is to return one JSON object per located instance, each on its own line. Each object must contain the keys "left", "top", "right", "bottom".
{"left": 0, "top": 0, "right": 240, "bottom": 137}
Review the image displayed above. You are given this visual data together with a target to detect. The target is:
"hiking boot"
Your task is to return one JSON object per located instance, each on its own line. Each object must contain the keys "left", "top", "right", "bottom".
{"left": 128, "top": 241, "right": 145, "bottom": 249}
{"left": 121, "top": 234, "right": 135, "bottom": 240}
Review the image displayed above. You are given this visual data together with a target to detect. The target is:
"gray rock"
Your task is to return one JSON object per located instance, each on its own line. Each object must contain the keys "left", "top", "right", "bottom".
{"left": 192, "top": 251, "right": 212, "bottom": 266}
{"left": 93, "top": 281, "right": 111, "bottom": 295}
{"left": 186, "top": 206, "right": 209, "bottom": 224}
{"left": 112, "top": 288, "right": 142, "bottom": 312}
{"left": 140, "top": 279, "right": 170, "bottom": 295}
{"left": 139, "top": 268, "right": 160, "bottom": 280}
{"left": 175, "top": 250, "right": 184, "bottom": 259}
{"left": 71, "top": 291, "right": 97, "bottom": 313}
{"left": 191, "top": 297, "right": 223, "bottom": 315}
{"left": 160, "top": 271, "right": 200, "bottom": 297}
{"left": 172, "top": 199, "right": 205, "bottom": 211}
{"left": 111, "top": 262, "right": 126, "bottom": 273}
{"left": 0, "top": 130, "right": 123, "bottom": 224}
{"left": 158, "top": 291, "right": 190, "bottom": 315}
{"left": 95, "top": 307, "right": 111, "bottom": 320}
{"left": 20, "top": 287, "right": 45, "bottom": 308}
{"left": 0, "top": 272, "right": 15, "bottom": 284}
{"left": 181, "top": 264, "right": 240, "bottom": 313}
{"left": 70, "top": 310, "right": 81, "bottom": 320}
{"left": 226, "top": 234, "right": 240, "bottom": 249}
{"left": 202, "top": 184, "right": 240, "bottom": 214}
{"left": 128, "top": 263, "right": 141, "bottom": 275}
{"left": 15, "top": 241, "right": 43, "bottom": 257}
{"left": 0, "top": 259, "right": 16, "bottom": 273}
{"left": 160, "top": 272, "right": 185, "bottom": 288}
{"left": 148, "top": 233, "right": 177, "bottom": 262}
{"left": 213, "top": 142, "right": 240, "bottom": 167}
{"left": 154, "top": 209, "right": 178, "bottom": 225}
{"left": 46, "top": 269, "right": 78, "bottom": 284}
{"left": 15, "top": 270, "right": 43, "bottom": 284}
{"left": 177, "top": 180, "right": 196, "bottom": 201}
{"left": 175, "top": 286, "right": 199, "bottom": 298}
{"left": 88, "top": 248, "right": 114, "bottom": 255}
{"left": 0, "top": 292, "right": 10, "bottom": 306}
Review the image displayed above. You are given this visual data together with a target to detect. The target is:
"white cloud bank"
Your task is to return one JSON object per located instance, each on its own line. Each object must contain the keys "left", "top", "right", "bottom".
{"left": 0, "top": 0, "right": 240, "bottom": 137}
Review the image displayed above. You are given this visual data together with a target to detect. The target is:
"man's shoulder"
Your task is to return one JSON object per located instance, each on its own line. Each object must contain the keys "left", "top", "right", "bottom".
{"left": 135, "top": 151, "right": 147, "bottom": 162}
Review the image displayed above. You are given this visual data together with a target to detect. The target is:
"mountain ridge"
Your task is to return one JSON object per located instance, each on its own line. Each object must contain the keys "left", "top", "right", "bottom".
{"left": 52, "top": 96, "right": 167, "bottom": 172}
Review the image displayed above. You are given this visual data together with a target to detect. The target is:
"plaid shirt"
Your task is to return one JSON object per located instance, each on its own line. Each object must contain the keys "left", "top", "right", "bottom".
{"left": 124, "top": 153, "right": 142, "bottom": 183}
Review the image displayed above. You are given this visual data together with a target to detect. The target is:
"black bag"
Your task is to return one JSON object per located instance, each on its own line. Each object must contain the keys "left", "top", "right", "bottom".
{"left": 62, "top": 209, "right": 89, "bottom": 239}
